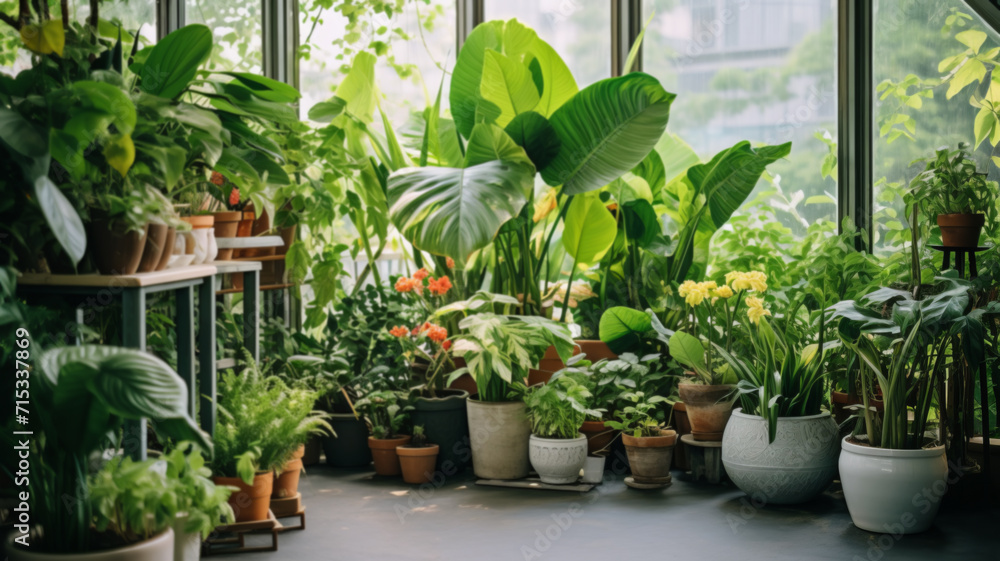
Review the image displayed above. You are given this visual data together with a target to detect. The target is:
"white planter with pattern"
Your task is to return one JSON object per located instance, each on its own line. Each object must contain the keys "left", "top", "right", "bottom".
{"left": 529, "top": 434, "right": 587, "bottom": 484}
{"left": 722, "top": 409, "right": 840, "bottom": 504}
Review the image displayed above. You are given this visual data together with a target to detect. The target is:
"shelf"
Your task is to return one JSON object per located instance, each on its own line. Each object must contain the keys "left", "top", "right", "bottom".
{"left": 209, "top": 260, "right": 264, "bottom": 274}
{"left": 231, "top": 254, "right": 286, "bottom": 263}
{"left": 217, "top": 282, "right": 294, "bottom": 295}
{"left": 17, "top": 265, "right": 218, "bottom": 288}
{"left": 216, "top": 235, "right": 284, "bottom": 249}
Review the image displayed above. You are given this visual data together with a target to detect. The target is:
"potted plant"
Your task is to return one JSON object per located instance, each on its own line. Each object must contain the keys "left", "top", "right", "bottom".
{"left": 448, "top": 310, "right": 575, "bottom": 479}
{"left": 271, "top": 383, "right": 332, "bottom": 499}
{"left": 604, "top": 392, "right": 677, "bottom": 486}
{"left": 514, "top": 376, "right": 601, "bottom": 484}
{"left": 669, "top": 273, "right": 772, "bottom": 440}
{"left": 357, "top": 389, "right": 412, "bottom": 476}
{"left": 397, "top": 426, "right": 440, "bottom": 485}
{"left": 161, "top": 443, "right": 236, "bottom": 561}
{"left": 717, "top": 310, "right": 840, "bottom": 505}
{"left": 908, "top": 144, "right": 998, "bottom": 247}
{"left": 212, "top": 358, "right": 323, "bottom": 522}
{"left": 2, "top": 345, "right": 208, "bottom": 560}
{"left": 832, "top": 278, "right": 992, "bottom": 533}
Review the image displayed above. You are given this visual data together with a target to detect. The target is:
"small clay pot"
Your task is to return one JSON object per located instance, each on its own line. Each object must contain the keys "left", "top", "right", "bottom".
{"left": 154, "top": 227, "right": 177, "bottom": 271}
{"left": 677, "top": 383, "right": 736, "bottom": 441}
{"left": 937, "top": 213, "right": 985, "bottom": 247}
{"left": 137, "top": 223, "right": 169, "bottom": 273}
{"left": 369, "top": 435, "right": 412, "bottom": 476}
{"left": 213, "top": 471, "right": 273, "bottom": 522}
{"left": 397, "top": 444, "right": 440, "bottom": 484}
{"left": 580, "top": 420, "right": 618, "bottom": 456}
{"left": 622, "top": 430, "right": 677, "bottom": 484}
{"left": 212, "top": 211, "right": 242, "bottom": 261}
{"left": 89, "top": 218, "right": 148, "bottom": 275}
{"left": 273, "top": 445, "right": 305, "bottom": 498}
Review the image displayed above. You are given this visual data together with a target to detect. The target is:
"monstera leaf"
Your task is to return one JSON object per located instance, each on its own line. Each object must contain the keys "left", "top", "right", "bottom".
{"left": 388, "top": 160, "right": 535, "bottom": 259}
{"left": 542, "top": 73, "right": 675, "bottom": 194}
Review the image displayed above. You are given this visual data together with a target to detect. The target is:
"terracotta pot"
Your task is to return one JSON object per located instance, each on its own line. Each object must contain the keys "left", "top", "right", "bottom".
{"left": 672, "top": 402, "right": 692, "bottom": 470}
{"left": 622, "top": 429, "right": 677, "bottom": 484}
{"left": 212, "top": 211, "right": 242, "bottom": 261}
{"left": 369, "top": 435, "right": 412, "bottom": 476}
{"left": 937, "top": 213, "right": 985, "bottom": 247}
{"left": 580, "top": 420, "right": 618, "bottom": 456}
{"left": 89, "top": 218, "right": 148, "bottom": 275}
{"left": 397, "top": 444, "right": 440, "bottom": 484}
{"left": 179, "top": 215, "right": 214, "bottom": 229}
{"left": 137, "top": 223, "right": 169, "bottom": 273}
{"left": 5, "top": 528, "right": 175, "bottom": 561}
{"left": 233, "top": 209, "right": 255, "bottom": 258}
{"left": 273, "top": 445, "right": 305, "bottom": 498}
{"left": 213, "top": 471, "right": 273, "bottom": 522}
{"left": 677, "top": 383, "right": 735, "bottom": 441}
{"left": 154, "top": 227, "right": 176, "bottom": 271}
{"left": 528, "top": 346, "right": 567, "bottom": 385}
{"left": 302, "top": 434, "right": 323, "bottom": 466}
{"left": 243, "top": 209, "right": 272, "bottom": 258}
{"left": 575, "top": 340, "right": 617, "bottom": 362}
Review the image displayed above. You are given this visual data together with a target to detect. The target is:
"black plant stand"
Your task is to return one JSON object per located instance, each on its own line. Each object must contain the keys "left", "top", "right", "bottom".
{"left": 930, "top": 244, "right": 991, "bottom": 279}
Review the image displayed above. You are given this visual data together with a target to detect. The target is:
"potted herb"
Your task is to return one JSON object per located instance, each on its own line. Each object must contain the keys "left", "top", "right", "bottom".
{"left": 908, "top": 144, "right": 998, "bottom": 247}
{"left": 448, "top": 311, "right": 575, "bottom": 479}
{"left": 161, "top": 443, "right": 235, "bottom": 561}
{"left": 669, "top": 273, "right": 772, "bottom": 440}
{"left": 831, "top": 278, "right": 993, "bottom": 533}
{"left": 514, "top": 377, "right": 601, "bottom": 484}
{"left": 396, "top": 426, "right": 440, "bottom": 485}
{"left": 2, "top": 345, "right": 208, "bottom": 560}
{"left": 604, "top": 392, "right": 677, "bottom": 486}
{"left": 357, "top": 389, "right": 412, "bottom": 476}
{"left": 717, "top": 311, "right": 841, "bottom": 505}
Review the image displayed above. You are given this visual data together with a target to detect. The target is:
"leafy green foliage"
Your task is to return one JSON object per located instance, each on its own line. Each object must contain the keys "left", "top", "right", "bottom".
{"left": 356, "top": 389, "right": 411, "bottom": 439}
{"left": 908, "top": 144, "right": 998, "bottom": 217}
{"left": 513, "top": 376, "right": 600, "bottom": 439}
{"left": 603, "top": 391, "right": 670, "bottom": 438}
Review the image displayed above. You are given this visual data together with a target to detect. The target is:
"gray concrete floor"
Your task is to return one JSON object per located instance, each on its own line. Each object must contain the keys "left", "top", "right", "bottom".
{"left": 213, "top": 466, "right": 997, "bottom": 561}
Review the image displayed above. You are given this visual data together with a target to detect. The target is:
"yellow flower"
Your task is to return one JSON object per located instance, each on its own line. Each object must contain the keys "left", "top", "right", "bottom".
{"left": 744, "top": 271, "right": 768, "bottom": 292}
{"left": 746, "top": 296, "right": 772, "bottom": 324}
{"left": 533, "top": 189, "right": 558, "bottom": 222}
{"left": 678, "top": 280, "right": 698, "bottom": 298}
{"left": 701, "top": 280, "right": 718, "bottom": 291}
{"left": 713, "top": 285, "right": 734, "bottom": 299}
{"left": 725, "top": 271, "right": 743, "bottom": 285}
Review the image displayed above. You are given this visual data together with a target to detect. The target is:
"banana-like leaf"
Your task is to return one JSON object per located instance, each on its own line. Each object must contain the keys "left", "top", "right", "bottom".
{"left": 563, "top": 195, "right": 617, "bottom": 268}
{"left": 688, "top": 140, "right": 792, "bottom": 228}
{"left": 388, "top": 160, "right": 534, "bottom": 259}
{"left": 504, "top": 111, "right": 560, "bottom": 171}
{"left": 543, "top": 73, "right": 675, "bottom": 194}
{"left": 463, "top": 123, "right": 534, "bottom": 169}
{"left": 480, "top": 50, "right": 539, "bottom": 128}
{"left": 139, "top": 24, "right": 212, "bottom": 99}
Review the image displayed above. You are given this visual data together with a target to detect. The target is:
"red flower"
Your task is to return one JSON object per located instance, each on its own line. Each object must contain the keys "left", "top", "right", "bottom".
{"left": 442, "top": 340, "right": 452, "bottom": 351}
{"left": 228, "top": 187, "right": 240, "bottom": 207}
{"left": 389, "top": 326, "right": 409, "bottom": 338}
{"left": 428, "top": 276, "right": 452, "bottom": 296}
{"left": 446, "top": 257, "right": 455, "bottom": 269}
{"left": 210, "top": 171, "right": 226, "bottom": 186}
{"left": 426, "top": 325, "right": 447, "bottom": 343}
{"left": 413, "top": 268, "right": 429, "bottom": 281}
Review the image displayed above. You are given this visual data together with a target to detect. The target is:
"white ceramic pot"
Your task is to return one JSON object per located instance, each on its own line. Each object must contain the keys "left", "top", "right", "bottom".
{"left": 839, "top": 436, "right": 948, "bottom": 534}
{"left": 6, "top": 528, "right": 174, "bottom": 561}
{"left": 173, "top": 514, "right": 201, "bottom": 561}
{"left": 722, "top": 409, "right": 840, "bottom": 504}
{"left": 190, "top": 229, "right": 209, "bottom": 264}
{"left": 581, "top": 455, "right": 605, "bottom": 484}
{"left": 529, "top": 434, "right": 587, "bottom": 484}
{"left": 205, "top": 230, "right": 218, "bottom": 263}
{"left": 467, "top": 399, "right": 530, "bottom": 479}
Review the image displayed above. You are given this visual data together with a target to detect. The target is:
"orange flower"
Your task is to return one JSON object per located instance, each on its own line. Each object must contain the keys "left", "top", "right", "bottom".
{"left": 428, "top": 276, "right": 452, "bottom": 296}
{"left": 395, "top": 277, "right": 419, "bottom": 293}
{"left": 446, "top": 257, "right": 455, "bottom": 269}
{"left": 228, "top": 187, "right": 240, "bottom": 207}
{"left": 442, "top": 340, "right": 452, "bottom": 351}
{"left": 426, "top": 325, "right": 447, "bottom": 343}
{"left": 210, "top": 171, "right": 225, "bottom": 186}
{"left": 389, "top": 326, "right": 409, "bottom": 338}
{"left": 413, "top": 268, "right": 429, "bottom": 281}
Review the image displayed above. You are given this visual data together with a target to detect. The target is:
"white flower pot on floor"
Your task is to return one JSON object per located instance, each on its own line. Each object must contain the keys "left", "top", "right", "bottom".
{"left": 529, "top": 434, "right": 587, "bottom": 484}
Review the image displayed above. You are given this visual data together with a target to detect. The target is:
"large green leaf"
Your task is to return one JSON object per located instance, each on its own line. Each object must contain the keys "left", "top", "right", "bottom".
{"left": 688, "top": 140, "right": 792, "bottom": 228}
{"left": 35, "top": 176, "right": 86, "bottom": 266}
{"left": 0, "top": 107, "right": 50, "bottom": 181}
{"left": 668, "top": 331, "right": 709, "bottom": 379}
{"left": 71, "top": 81, "right": 137, "bottom": 135}
{"left": 139, "top": 24, "right": 212, "bottom": 99}
{"left": 542, "top": 73, "right": 675, "bottom": 194}
{"left": 388, "top": 160, "right": 534, "bottom": 259}
{"left": 480, "top": 50, "right": 540, "bottom": 128}
{"left": 218, "top": 72, "right": 301, "bottom": 103}
{"left": 336, "top": 52, "right": 378, "bottom": 124}
{"left": 525, "top": 38, "right": 577, "bottom": 117}
{"left": 463, "top": 123, "right": 534, "bottom": 169}
{"left": 563, "top": 194, "right": 616, "bottom": 268}
{"left": 450, "top": 20, "right": 506, "bottom": 138}
{"left": 599, "top": 306, "right": 652, "bottom": 354}
{"left": 504, "top": 111, "right": 560, "bottom": 171}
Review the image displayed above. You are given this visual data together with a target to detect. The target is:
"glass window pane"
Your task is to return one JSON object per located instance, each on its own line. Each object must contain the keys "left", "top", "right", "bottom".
{"left": 642, "top": 0, "right": 838, "bottom": 246}
{"left": 186, "top": 0, "right": 262, "bottom": 73}
{"left": 483, "top": 0, "right": 611, "bottom": 87}
{"left": 298, "top": 0, "right": 455, "bottom": 123}
{"left": 872, "top": 0, "right": 998, "bottom": 259}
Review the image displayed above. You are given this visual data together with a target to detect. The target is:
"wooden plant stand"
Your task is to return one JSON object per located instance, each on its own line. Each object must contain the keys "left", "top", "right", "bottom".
{"left": 681, "top": 434, "right": 725, "bottom": 484}
{"left": 270, "top": 493, "right": 307, "bottom": 532}
{"left": 203, "top": 511, "right": 280, "bottom": 555}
